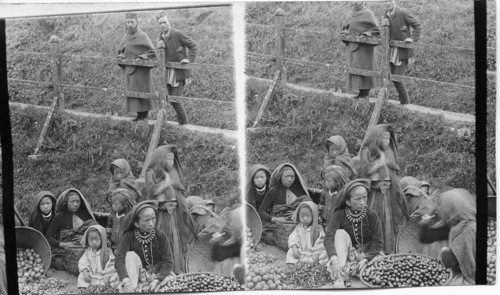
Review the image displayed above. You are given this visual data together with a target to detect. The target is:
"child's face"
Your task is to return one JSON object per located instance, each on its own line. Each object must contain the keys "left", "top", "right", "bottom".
{"left": 87, "top": 230, "right": 102, "bottom": 251}
{"left": 298, "top": 206, "right": 313, "bottom": 227}
{"left": 39, "top": 196, "right": 53, "bottom": 215}
{"left": 324, "top": 173, "right": 339, "bottom": 191}
{"left": 328, "top": 143, "right": 342, "bottom": 157}
{"left": 381, "top": 132, "right": 391, "bottom": 150}
{"left": 134, "top": 208, "right": 156, "bottom": 233}
{"left": 67, "top": 193, "right": 81, "bottom": 213}
{"left": 111, "top": 195, "right": 126, "bottom": 214}
{"left": 165, "top": 152, "right": 175, "bottom": 171}
{"left": 281, "top": 168, "right": 295, "bottom": 188}
{"left": 253, "top": 170, "right": 267, "bottom": 188}
{"left": 112, "top": 167, "right": 124, "bottom": 181}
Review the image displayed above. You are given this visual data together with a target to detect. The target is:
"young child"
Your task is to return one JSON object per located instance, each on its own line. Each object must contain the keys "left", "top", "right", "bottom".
{"left": 319, "top": 165, "right": 349, "bottom": 225}
{"left": 78, "top": 225, "right": 119, "bottom": 289}
{"left": 29, "top": 191, "right": 57, "bottom": 236}
{"left": 286, "top": 201, "right": 328, "bottom": 265}
{"left": 323, "top": 135, "right": 356, "bottom": 180}
{"left": 107, "top": 189, "right": 136, "bottom": 251}
{"left": 115, "top": 201, "right": 175, "bottom": 293}
{"left": 108, "top": 159, "right": 143, "bottom": 203}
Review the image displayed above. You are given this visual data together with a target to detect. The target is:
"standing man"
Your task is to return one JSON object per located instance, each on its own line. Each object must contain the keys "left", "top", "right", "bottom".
{"left": 384, "top": 0, "right": 421, "bottom": 105}
{"left": 117, "top": 12, "right": 157, "bottom": 121}
{"left": 156, "top": 11, "right": 198, "bottom": 125}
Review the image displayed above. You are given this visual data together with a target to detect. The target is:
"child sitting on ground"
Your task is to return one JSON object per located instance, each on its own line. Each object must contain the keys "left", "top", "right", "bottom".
{"left": 107, "top": 189, "right": 136, "bottom": 251}
{"left": 319, "top": 165, "right": 349, "bottom": 225}
{"left": 286, "top": 201, "right": 328, "bottom": 265}
{"left": 78, "top": 225, "right": 119, "bottom": 289}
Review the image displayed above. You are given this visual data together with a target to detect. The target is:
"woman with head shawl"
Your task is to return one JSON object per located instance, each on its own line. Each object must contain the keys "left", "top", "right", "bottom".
{"left": 434, "top": 189, "right": 476, "bottom": 285}
{"left": 319, "top": 165, "right": 349, "bottom": 224}
{"left": 286, "top": 201, "right": 329, "bottom": 265}
{"left": 46, "top": 188, "right": 97, "bottom": 249}
{"left": 186, "top": 196, "right": 223, "bottom": 236}
{"left": 324, "top": 179, "right": 383, "bottom": 288}
{"left": 258, "top": 163, "right": 311, "bottom": 245}
{"left": 400, "top": 176, "right": 433, "bottom": 218}
{"left": 323, "top": 135, "right": 356, "bottom": 180}
{"left": 107, "top": 189, "right": 137, "bottom": 251}
{"left": 341, "top": 2, "right": 380, "bottom": 99}
{"left": 117, "top": 12, "right": 157, "bottom": 121}
{"left": 28, "top": 191, "right": 57, "bottom": 236}
{"left": 359, "top": 124, "right": 407, "bottom": 253}
{"left": 145, "top": 145, "right": 196, "bottom": 274}
{"left": 246, "top": 164, "right": 272, "bottom": 212}
{"left": 108, "top": 159, "right": 143, "bottom": 203}
{"left": 115, "top": 201, "right": 174, "bottom": 293}
{"left": 77, "top": 225, "right": 119, "bottom": 289}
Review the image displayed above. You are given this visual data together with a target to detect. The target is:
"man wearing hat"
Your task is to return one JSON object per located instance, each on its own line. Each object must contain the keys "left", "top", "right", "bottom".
{"left": 156, "top": 11, "right": 198, "bottom": 125}
{"left": 117, "top": 12, "right": 157, "bottom": 121}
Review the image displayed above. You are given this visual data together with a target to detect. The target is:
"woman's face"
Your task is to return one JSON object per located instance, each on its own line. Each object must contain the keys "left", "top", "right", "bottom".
{"left": 112, "top": 167, "right": 124, "bottom": 181}
{"left": 381, "top": 132, "right": 391, "bottom": 150}
{"left": 346, "top": 186, "right": 368, "bottom": 212}
{"left": 39, "top": 196, "right": 53, "bottom": 215}
{"left": 328, "top": 143, "right": 342, "bottom": 157}
{"left": 135, "top": 207, "right": 156, "bottom": 233}
{"left": 298, "top": 206, "right": 313, "bottom": 227}
{"left": 67, "top": 193, "right": 81, "bottom": 214}
{"left": 111, "top": 195, "right": 126, "bottom": 214}
{"left": 352, "top": 1, "right": 364, "bottom": 11}
{"left": 324, "top": 173, "right": 339, "bottom": 191}
{"left": 125, "top": 18, "right": 137, "bottom": 33}
{"left": 281, "top": 168, "right": 296, "bottom": 188}
{"left": 253, "top": 170, "right": 267, "bottom": 189}
{"left": 87, "top": 230, "right": 102, "bottom": 251}
{"left": 165, "top": 152, "right": 175, "bottom": 171}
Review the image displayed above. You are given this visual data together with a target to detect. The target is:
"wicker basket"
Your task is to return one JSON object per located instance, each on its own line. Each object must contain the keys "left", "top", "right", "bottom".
{"left": 63, "top": 247, "right": 86, "bottom": 276}
{"left": 15, "top": 226, "right": 52, "bottom": 274}
{"left": 273, "top": 223, "right": 295, "bottom": 251}
{"left": 244, "top": 202, "right": 262, "bottom": 248}
{"left": 396, "top": 217, "right": 449, "bottom": 259}
{"left": 185, "top": 234, "right": 215, "bottom": 273}
{"left": 359, "top": 253, "right": 453, "bottom": 287}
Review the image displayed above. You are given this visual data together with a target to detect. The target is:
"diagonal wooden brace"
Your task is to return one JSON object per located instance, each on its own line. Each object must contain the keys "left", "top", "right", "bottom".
{"left": 28, "top": 95, "right": 59, "bottom": 160}
{"left": 252, "top": 70, "right": 281, "bottom": 128}
{"left": 367, "top": 86, "right": 388, "bottom": 130}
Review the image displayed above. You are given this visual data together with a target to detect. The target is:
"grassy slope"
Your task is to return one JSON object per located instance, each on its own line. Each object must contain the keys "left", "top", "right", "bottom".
{"left": 246, "top": 77, "right": 477, "bottom": 194}
{"left": 9, "top": 106, "right": 240, "bottom": 220}
{"left": 6, "top": 7, "right": 236, "bottom": 130}
{"left": 246, "top": 0, "right": 495, "bottom": 115}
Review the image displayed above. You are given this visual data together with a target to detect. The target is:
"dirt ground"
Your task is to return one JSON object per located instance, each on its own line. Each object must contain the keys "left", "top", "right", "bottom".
{"left": 49, "top": 270, "right": 79, "bottom": 293}
{"left": 254, "top": 243, "right": 367, "bottom": 289}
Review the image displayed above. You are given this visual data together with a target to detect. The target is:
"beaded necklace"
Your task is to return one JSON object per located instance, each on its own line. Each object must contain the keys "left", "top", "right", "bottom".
{"left": 41, "top": 212, "right": 52, "bottom": 221}
{"left": 134, "top": 229, "right": 155, "bottom": 266}
{"left": 345, "top": 207, "right": 366, "bottom": 245}
{"left": 256, "top": 186, "right": 266, "bottom": 195}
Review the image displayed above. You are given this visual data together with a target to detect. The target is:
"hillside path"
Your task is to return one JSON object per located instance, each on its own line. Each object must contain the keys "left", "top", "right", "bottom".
{"left": 248, "top": 76, "right": 475, "bottom": 125}
{"left": 9, "top": 102, "right": 238, "bottom": 140}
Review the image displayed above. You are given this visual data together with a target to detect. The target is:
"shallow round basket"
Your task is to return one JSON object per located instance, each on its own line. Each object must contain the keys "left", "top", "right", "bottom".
{"left": 396, "top": 217, "right": 448, "bottom": 259}
{"left": 186, "top": 234, "right": 215, "bottom": 273}
{"left": 359, "top": 253, "right": 453, "bottom": 288}
{"left": 15, "top": 226, "right": 52, "bottom": 274}
{"left": 245, "top": 202, "right": 262, "bottom": 248}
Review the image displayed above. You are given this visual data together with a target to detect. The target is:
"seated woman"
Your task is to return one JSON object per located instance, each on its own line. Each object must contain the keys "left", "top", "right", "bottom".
{"left": 115, "top": 201, "right": 174, "bottom": 293}
{"left": 46, "top": 188, "right": 97, "bottom": 250}
{"left": 29, "top": 191, "right": 57, "bottom": 236}
{"left": 258, "top": 163, "right": 311, "bottom": 245}
{"left": 435, "top": 189, "right": 476, "bottom": 285}
{"left": 324, "top": 179, "right": 384, "bottom": 288}
{"left": 323, "top": 135, "right": 356, "bottom": 180}
{"left": 319, "top": 165, "right": 349, "bottom": 225}
{"left": 108, "top": 158, "right": 144, "bottom": 203}
{"left": 246, "top": 164, "right": 271, "bottom": 212}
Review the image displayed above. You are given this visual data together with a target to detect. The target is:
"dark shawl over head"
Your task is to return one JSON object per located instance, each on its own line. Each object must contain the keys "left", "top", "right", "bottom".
{"left": 323, "top": 136, "right": 356, "bottom": 178}
{"left": 56, "top": 188, "right": 95, "bottom": 221}
{"left": 29, "top": 191, "right": 57, "bottom": 229}
{"left": 401, "top": 176, "right": 433, "bottom": 217}
{"left": 269, "top": 163, "right": 310, "bottom": 199}
{"left": 123, "top": 200, "right": 159, "bottom": 233}
{"left": 436, "top": 189, "right": 476, "bottom": 283}
{"left": 359, "top": 124, "right": 399, "bottom": 177}
{"left": 108, "top": 188, "right": 137, "bottom": 214}
{"left": 335, "top": 178, "right": 371, "bottom": 212}
{"left": 245, "top": 164, "right": 271, "bottom": 209}
{"left": 321, "top": 165, "right": 350, "bottom": 189}
{"left": 108, "top": 159, "right": 143, "bottom": 202}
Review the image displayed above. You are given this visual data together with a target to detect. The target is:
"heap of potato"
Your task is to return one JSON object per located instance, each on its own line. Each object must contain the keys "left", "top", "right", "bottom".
{"left": 244, "top": 264, "right": 290, "bottom": 290}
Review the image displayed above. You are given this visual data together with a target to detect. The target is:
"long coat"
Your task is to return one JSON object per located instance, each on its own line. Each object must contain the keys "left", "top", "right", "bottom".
{"left": 342, "top": 6, "right": 380, "bottom": 91}
{"left": 118, "top": 28, "right": 157, "bottom": 113}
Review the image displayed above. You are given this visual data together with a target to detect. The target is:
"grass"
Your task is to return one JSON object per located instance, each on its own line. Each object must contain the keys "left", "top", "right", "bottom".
{"left": 246, "top": 0, "right": 495, "bottom": 115}
{"left": 8, "top": 105, "right": 240, "bottom": 221}
{"left": 6, "top": 7, "right": 236, "bottom": 130}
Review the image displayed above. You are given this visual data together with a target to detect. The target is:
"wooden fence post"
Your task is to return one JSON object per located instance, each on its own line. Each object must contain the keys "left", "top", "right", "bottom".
{"left": 49, "top": 35, "right": 63, "bottom": 110}
{"left": 275, "top": 8, "right": 287, "bottom": 89}
{"left": 367, "top": 25, "right": 390, "bottom": 130}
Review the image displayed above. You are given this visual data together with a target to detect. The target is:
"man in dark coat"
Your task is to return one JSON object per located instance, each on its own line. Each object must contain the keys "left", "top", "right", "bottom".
{"left": 117, "top": 12, "right": 157, "bottom": 121}
{"left": 383, "top": 0, "right": 421, "bottom": 105}
{"left": 156, "top": 11, "right": 198, "bottom": 125}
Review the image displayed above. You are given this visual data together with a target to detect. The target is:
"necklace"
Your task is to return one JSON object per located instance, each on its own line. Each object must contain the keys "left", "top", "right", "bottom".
{"left": 41, "top": 212, "right": 52, "bottom": 221}
{"left": 345, "top": 208, "right": 366, "bottom": 245}
{"left": 328, "top": 190, "right": 337, "bottom": 196}
{"left": 134, "top": 228, "right": 156, "bottom": 245}
{"left": 256, "top": 186, "right": 266, "bottom": 195}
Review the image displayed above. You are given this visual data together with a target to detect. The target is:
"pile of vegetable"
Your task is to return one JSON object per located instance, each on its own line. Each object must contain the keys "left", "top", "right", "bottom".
{"left": 244, "top": 264, "right": 289, "bottom": 290}
{"left": 361, "top": 254, "right": 450, "bottom": 287}
{"left": 17, "top": 248, "right": 45, "bottom": 280}
{"left": 283, "top": 262, "right": 331, "bottom": 289}
{"left": 18, "top": 278, "right": 70, "bottom": 295}
{"left": 156, "top": 273, "right": 242, "bottom": 292}
{"left": 487, "top": 218, "right": 496, "bottom": 285}
{"left": 247, "top": 252, "right": 277, "bottom": 265}
{"left": 245, "top": 227, "right": 256, "bottom": 249}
